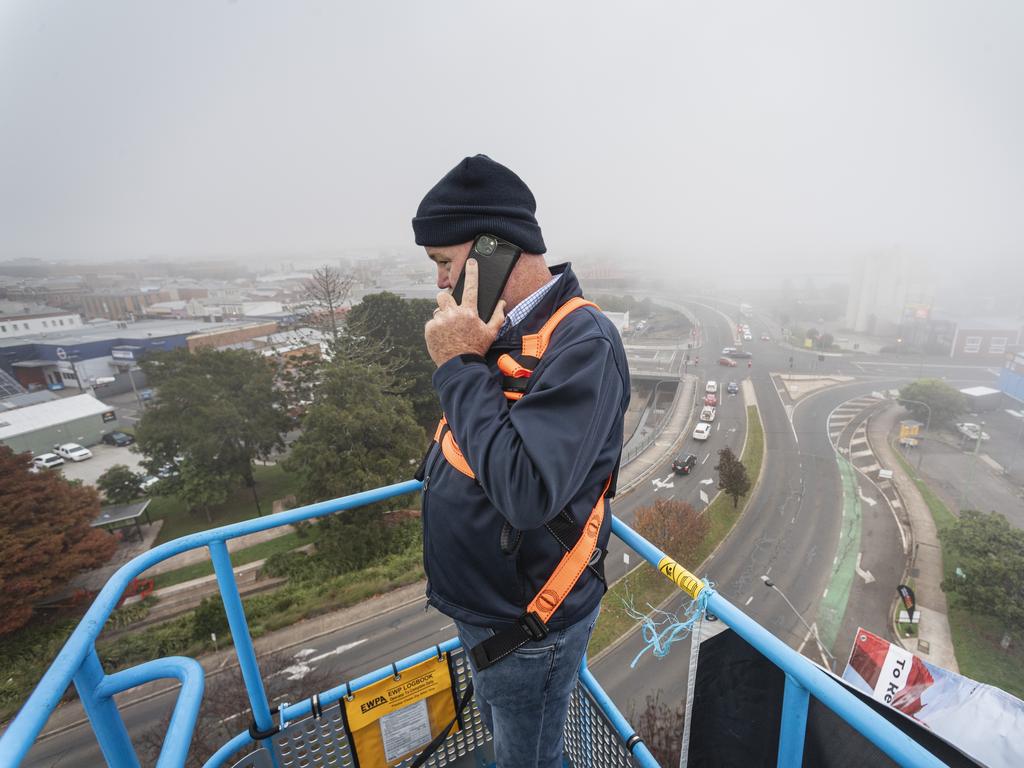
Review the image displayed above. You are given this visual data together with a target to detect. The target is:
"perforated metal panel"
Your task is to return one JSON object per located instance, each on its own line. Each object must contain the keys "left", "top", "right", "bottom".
{"left": 233, "top": 650, "right": 492, "bottom": 768}
{"left": 563, "top": 684, "right": 640, "bottom": 768}
{"left": 231, "top": 651, "right": 638, "bottom": 768}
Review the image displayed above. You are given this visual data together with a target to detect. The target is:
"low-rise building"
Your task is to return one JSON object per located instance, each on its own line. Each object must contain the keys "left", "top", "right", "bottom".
{"left": 0, "top": 301, "right": 84, "bottom": 340}
{"left": 0, "top": 393, "right": 119, "bottom": 455}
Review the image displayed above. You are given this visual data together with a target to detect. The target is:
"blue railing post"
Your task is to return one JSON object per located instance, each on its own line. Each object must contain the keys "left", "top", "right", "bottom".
{"left": 72, "top": 648, "right": 141, "bottom": 768}
{"left": 208, "top": 540, "right": 278, "bottom": 766}
{"left": 777, "top": 674, "right": 810, "bottom": 768}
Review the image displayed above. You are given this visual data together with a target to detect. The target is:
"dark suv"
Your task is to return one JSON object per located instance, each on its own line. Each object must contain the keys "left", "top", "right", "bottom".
{"left": 101, "top": 431, "right": 135, "bottom": 447}
{"left": 672, "top": 453, "right": 698, "bottom": 475}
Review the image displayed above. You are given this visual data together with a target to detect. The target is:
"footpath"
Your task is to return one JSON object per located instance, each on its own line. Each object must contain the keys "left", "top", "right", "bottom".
{"left": 868, "top": 405, "right": 959, "bottom": 672}
{"left": 27, "top": 373, "right": 701, "bottom": 742}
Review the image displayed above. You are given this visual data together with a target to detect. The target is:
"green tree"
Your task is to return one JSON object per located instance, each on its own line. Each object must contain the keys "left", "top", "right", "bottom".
{"left": 346, "top": 291, "right": 439, "bottom": 432}
{"left": 284, "top": 357, "right": 425, "bottom": 506}
{"left": 899, "top": 379, "right": 967, "bottom": 427}
{"left": 97, "top": 464, "right": 143, "bottom": 505}
{"left": 0, "top": 447, "right": 117, "bottom": 634}
{"left": 941, "top": 511, "right": 1024, "bottom": 633}
{"left": 715, "top": 446, "right": 751, "bottom": 508}
{"left": 135, "top": 347, "right": 290, "bottom": 520}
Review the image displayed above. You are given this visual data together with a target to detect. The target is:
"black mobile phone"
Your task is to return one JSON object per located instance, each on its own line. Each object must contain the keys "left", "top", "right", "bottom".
{"left": 452, "top": 234, "right": 522, "bottom": 321}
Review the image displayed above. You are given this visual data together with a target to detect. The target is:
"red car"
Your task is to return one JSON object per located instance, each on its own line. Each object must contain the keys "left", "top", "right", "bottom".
{"left": 704, "top": 393, "right": 718, "bottom": 407}
{"left": 718, "top": 357, "right": 738, "bottom": 367}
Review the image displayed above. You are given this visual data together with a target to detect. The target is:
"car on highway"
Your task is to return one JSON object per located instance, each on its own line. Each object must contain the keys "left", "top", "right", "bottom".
{"left": 705, "top": 381, "right": 718, "bottom": 394}
{"left": 101, "top": 431, "right": 135, "bottom": 447}
{"left": 700, "top": 406, "right": 717, "bottom": 422}
{"left": 704, "top": 393, "right": 718, "bottom": 407}
{"left": 727, "top": 381, "right": 740, "bottom": 395}
{"left": 672, "top": 453, "right": 698, "bottom": 475}
{"left": 955, "top": 422, "right": 991, "bottom": 442}
{"left": 31, "top": 453, "right": 65, "bottom": 471}
{"left": 722, "top": 346, "right": 737, "bottom": 355}
{"left": 743, "top": 332, "right": 753, "bottom": 341}
{"left": 54, "top": 443, "right": 93, "bottom": 462}
{"left": 727, "top": 349, "right": 752, "bottom": 359}
{"left": 692, "top": 423, "right": 712, "bottom": 441}
{"left": 718, "top": 357, "right": 738, "bottom": 367}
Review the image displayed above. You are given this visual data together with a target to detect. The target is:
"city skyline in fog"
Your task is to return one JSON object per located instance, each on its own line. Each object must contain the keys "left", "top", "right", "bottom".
{"left": 1, "top": 1, "right": 1022, "bottom": 293}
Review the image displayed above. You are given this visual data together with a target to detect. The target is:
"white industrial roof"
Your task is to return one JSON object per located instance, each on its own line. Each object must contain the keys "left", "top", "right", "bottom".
{"left": 0, "top": 394, "right": 113, "bottom": 440}
{"left": 960, "top": 386, "right": 1001, "bottom": 397}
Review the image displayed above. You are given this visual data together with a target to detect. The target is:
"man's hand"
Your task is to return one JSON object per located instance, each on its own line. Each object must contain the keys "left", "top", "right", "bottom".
{"left": 425, "top": 259, "right": 506, "bottom": 367}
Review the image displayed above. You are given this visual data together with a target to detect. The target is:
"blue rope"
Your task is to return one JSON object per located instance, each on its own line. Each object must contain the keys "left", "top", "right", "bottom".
{"left": 621, "top": 580, "right": 714, "bottom": 668}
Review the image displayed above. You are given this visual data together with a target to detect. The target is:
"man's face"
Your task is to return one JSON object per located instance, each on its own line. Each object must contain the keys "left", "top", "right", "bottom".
{"left": 426, "top": 241, "right": 473, "bottom": 291}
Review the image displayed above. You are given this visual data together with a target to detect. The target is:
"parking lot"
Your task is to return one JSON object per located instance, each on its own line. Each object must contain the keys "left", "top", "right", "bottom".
{"left": 58, "top": 442, "right": 145, "bottom": 486}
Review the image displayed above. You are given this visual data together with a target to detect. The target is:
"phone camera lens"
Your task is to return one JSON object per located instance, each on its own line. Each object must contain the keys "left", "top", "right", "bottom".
{"left": 477, "top": 237, "right": 497, "bottom": 256}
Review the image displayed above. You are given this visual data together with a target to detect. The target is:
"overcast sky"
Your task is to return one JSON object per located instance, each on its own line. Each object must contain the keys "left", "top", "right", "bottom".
{"left": 0, "top": 1, "right": 1021, "bottom": 284}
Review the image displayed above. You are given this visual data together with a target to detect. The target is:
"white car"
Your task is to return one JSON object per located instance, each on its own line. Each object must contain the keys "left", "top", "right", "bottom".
{"left": 54, "top": 443, "right": 93, "bottom": 462}
{"left": 955, "top": 423, "right": 990, "bottom": 442}
{"left": 700, "top": 406, "right": 717, "bottom": 422}
{"left": 32, "top": 453, "right": 65, "bottom": 470}
{"left": 705, "top": 381, "right": 718, "bottom": 394}
{"left": 692, "top": 423, "right": 713, "bottom": 441}
{"left": 722, "top": 347, "right": 737, "bottom": 355}
{"left": 743, "top": 333, "right": 753, "bottom": 341}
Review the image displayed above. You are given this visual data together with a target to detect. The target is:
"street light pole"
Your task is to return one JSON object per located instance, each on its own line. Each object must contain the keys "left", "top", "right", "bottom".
{"left": 761, "top": 576, "right": 836, "bottom": 671}
{"left": 896, "top": 398, "right": 932, "bottom": 472}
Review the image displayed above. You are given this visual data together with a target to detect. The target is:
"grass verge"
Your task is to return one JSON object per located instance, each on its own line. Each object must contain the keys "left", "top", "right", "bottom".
{"left": 148, "top": 463, "right": 301, "bottom": 545}
{"left": 590, "top": 404, "right": 764, "bottom": 657}
{"left": 0, "top": 547, "right": 424, "bottom": 723}
{"left": 892, "top": 450, "right": 1024, "bottom": 699}
{"left": 150, "top": 528, "right": 320, "bottom": 591}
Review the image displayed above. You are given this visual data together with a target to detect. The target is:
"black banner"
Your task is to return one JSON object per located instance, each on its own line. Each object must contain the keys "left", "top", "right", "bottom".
{"left": 685, "top": 629, "right": 977, "bottom": 767}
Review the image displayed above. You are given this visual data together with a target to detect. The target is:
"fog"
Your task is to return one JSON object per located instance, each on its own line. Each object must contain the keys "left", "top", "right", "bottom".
{"left": 1, "top": 1, "right": 1022, "bottom": 298}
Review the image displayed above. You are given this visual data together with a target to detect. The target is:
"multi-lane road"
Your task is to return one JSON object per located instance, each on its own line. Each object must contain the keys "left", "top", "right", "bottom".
{"left": 22, "top": 299, "right": 1000, "bottom": 766}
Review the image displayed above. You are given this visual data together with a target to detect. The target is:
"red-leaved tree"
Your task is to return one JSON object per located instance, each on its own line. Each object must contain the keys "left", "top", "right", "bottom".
{"left": 0, "top": 446, "right": 117, "bottom": 634}
{"left": 634, "top": 498, "right": 709, "bottom": 565}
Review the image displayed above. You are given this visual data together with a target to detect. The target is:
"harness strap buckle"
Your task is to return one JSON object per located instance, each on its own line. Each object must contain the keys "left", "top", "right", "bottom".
{"left": 520, "top": 611, "right": 549, "bottom": 641}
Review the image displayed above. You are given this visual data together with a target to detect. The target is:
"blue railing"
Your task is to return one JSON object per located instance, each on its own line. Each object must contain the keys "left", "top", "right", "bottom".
{"left": 0, "top": 480, "right": 947, "bottom": 767}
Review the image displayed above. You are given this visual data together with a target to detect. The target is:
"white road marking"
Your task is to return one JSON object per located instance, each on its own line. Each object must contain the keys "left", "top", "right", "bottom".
{"left": 744, "top": 596, "right": 753, "bottom": 606}
{"left": 855, "top": 553, "right": 876, "bottom": 584}
{"left": 623, "top": 552, "right": 630, "bottom": 565}
{"left": 272, "top": 639, "right": 369, "bottom": 681}
{"left": 652, "top": 473, "right": 675, "bottom": 491}
{"left": 858, "top": 489, "right": 877, "bottom": 507}
{"left": 702, "top": 453, "right": 710, "bottom": 464}
{"left": 700, "top": 478, "right": 714, "bottom": 485}
{"left": 822, "top": 588, "right": 829, "bottom": 599}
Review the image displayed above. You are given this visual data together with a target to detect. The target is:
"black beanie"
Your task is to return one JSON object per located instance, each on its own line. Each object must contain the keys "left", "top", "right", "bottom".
{"left": 412, "top": 154, "right": 546, "bottom": 254}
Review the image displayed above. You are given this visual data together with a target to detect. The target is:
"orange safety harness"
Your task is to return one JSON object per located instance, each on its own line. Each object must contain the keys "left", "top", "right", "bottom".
{"left": 427, "top": 297, "right": 612, "bottom": 670}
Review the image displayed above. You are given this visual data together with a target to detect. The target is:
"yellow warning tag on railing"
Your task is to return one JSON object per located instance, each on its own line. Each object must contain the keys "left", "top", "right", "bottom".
{"left": 342, "top": 654, "right": 459, "bottom": 766}
{"left": 658, "top": 557, "right": 704, "bottom": 599}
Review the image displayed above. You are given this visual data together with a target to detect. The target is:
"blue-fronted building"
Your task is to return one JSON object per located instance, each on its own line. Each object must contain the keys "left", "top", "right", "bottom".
{"left": 999, "top": 351, "right": 1024, "bottom": 404}
{"left": 0, "top": 319, "right": 209, "bottom": 394}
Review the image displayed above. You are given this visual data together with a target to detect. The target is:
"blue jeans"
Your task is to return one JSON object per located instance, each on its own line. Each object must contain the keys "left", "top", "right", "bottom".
{"left": 455, "top": 603, "right": 600, "bottom": 768}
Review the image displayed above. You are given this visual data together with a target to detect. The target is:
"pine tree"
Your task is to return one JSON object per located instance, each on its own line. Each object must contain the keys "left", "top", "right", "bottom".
{"left": 715, "top": 446, "right": 751, "bottom": 509}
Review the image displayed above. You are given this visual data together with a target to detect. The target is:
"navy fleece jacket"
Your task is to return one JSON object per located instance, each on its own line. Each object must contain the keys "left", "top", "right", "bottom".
{"left": 419, "top": 264, "right": 630, "bottom": 630}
